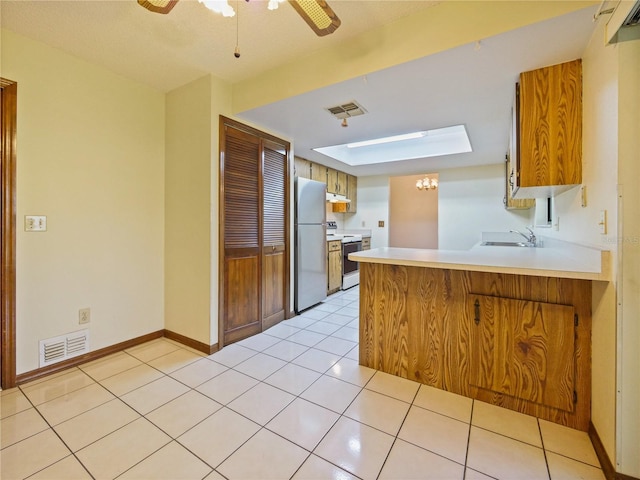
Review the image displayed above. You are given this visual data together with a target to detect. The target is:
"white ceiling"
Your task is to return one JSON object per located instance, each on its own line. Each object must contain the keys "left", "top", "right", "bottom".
{"left": 1, "top": 1, "right": 598, "bottom": 177}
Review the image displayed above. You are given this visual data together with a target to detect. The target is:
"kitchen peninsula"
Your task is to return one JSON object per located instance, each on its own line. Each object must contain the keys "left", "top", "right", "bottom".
{"left": 350, "top": 240, "right": 610, "bottom": 431}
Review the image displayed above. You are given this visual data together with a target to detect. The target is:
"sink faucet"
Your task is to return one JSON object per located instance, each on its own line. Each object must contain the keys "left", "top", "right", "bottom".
{"left": 510, "top": 227, "right": 537, "bottom": 246}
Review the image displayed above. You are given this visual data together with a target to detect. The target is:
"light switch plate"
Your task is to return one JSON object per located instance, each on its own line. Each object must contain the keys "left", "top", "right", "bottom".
{"left": 25, "top": 215, "right": 47, "bottom": 232}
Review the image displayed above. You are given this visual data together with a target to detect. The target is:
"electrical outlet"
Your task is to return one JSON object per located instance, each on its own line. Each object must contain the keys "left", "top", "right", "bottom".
{"left": 361, "top": 221, "right": 366, "bottom": 227}
{"left": 79, "top": 308, "right": 91, "bottom": 325}
{"left": 378, "top": 220, "right": 385, "bottom": 228}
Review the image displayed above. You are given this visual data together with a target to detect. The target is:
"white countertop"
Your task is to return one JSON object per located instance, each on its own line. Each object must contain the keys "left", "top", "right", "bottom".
{"left": 349, "top": 239, "right": 611, "bottom": 281}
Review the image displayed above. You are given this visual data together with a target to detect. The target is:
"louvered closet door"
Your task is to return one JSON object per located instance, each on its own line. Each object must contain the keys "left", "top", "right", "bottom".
{"left": 222, "top": 125, "right": 261, "bottom": 344}
{"left": 262, "top": 139, "right": 288, "bottom": 329}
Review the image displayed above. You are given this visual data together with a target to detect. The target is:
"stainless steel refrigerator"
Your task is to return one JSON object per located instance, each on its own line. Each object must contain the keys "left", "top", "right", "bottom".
{"left": 295, "top": 177, "right": 327, "bottom": 313}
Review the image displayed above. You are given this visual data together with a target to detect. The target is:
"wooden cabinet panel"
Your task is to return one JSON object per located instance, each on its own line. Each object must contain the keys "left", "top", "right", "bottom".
{"left": 224, "top": 255, "right": 261, "bottom": 342}
{"left": 311, "top": 162, "right": 327, "bottom": 184}
{"left": 516, "top": 59, "right": 582, "bottom": 196}
{"left": 262, "top": 140, "right": 288, "bottom": 328}
{"left": 294, "top": 156, "right": 311, "bottom": 179}
{"left": 505, "top": 154, "right": 534, "bottom": 210}
{"left": 263, "top": 247, "right": 285, "bottom": 329}
{"left": 359, "top": 263, "right": 592, "bottom": 431}
{"left": 326, "top": 168, "right": 338, "bottom": 194}
{"left": 346, "top": 174, "right": 357, "bottom": 213}
{"left": 327, "top": 240, "right": 342, "bottom": 293}
{"left": 361, "top": 237, "right": 370, "bottom": 250}
{"left": 469, "top": 294, "right": 575, "bottom": 412}
{"left": 337, "top": 171, "right": 347, "bottom": 195}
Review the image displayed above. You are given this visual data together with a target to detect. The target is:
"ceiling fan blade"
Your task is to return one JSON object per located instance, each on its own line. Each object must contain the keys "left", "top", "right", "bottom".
{"left": 137, "top": 0, "right": 179, "bottom": 14}
{"left": 288, "top": 0, "right": 341, "bottom": 36}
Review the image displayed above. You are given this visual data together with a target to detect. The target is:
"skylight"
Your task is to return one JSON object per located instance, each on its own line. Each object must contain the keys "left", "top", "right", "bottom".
{"left": 313, "top": 124, "right": 472, "bottom": 166}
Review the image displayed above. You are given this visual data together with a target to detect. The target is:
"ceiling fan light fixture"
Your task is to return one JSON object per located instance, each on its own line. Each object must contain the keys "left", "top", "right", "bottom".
{"left": 137, "top": 0, "right": 179, "bottom": 14}
{"left": 268, "top": 0, "right": 286, "bottom": 11}
{"left": 198, "top": 0, "right": 236, "bottom": 17}
{"left": 288, "top": 0, "right": 341, "bottom": 36}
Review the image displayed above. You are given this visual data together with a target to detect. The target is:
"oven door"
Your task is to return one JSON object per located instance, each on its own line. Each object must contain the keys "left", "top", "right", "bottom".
{"left": 342, "top": 241, "right": 362, "bottom": 276}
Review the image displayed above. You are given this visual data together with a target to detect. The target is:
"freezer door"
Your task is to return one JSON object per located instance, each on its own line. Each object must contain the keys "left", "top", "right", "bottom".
{"left": 296, "top": 177, "right": 326, "bottom": 225}
{"left": 295, "top": 224, "right": 327, "bottom": 312}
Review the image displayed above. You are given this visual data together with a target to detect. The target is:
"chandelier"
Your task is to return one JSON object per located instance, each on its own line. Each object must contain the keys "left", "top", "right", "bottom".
{"left": 416, "top": 175, "right": 438, "bottom": 191}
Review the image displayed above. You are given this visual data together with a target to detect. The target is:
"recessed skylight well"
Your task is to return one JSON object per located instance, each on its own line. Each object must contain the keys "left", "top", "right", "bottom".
{"left": 314, "top": 124, "right": 472, "bottom": 166}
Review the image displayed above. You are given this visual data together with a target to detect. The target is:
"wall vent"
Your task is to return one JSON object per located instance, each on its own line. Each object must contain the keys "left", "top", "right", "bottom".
{"left": 325, "top": 100, "right": 367, "bottom": 119}
{"left": 39, "top": 329, "right": 90, "bottom": 367}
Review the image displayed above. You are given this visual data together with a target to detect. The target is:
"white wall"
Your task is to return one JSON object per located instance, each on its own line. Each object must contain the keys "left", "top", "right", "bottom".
{"left": 344, "top": 176, "right": 390, "bottom": 249}
{"left": 438, "top": 164, "right": 532, "bottom": 250}
{"left": 389, "top": 175, "right": 438, "bottom": 249}
{"left": 616, "top": 35, "right": 640, "bottom": 477}
{"left": 2, "top": 30, "right": 166, "bottom": 373}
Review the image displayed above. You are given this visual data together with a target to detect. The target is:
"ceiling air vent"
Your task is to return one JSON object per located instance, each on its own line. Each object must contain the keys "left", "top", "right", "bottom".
{"left": 325, "top": 101, "right": 367, "bottom": 119}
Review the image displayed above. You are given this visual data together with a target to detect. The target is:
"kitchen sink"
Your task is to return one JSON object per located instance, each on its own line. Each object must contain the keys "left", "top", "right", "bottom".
{"left": 480, "top": 241, "right": 536, "bottom": 247}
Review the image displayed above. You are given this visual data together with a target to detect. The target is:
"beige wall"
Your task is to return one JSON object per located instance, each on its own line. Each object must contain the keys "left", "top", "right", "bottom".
{"left": 165, "top": 74, "right": 233, "bottom": 347}
{"left": 233, "top": 1, "right": 597, "bottom": 113}
{"left": 617, "top": 35, "right": 640, "bottom": 477}
{"left": 2, "top": 30, "right": 166, "bottom": 374}
{"left": 543, "top": 17, "right": 622, "bottom": 466}
{"left": 165, "top": 76, "right": 213, "bottom": 346}
{"left": 389, "top": 175, "right": 438, "bottom": 249}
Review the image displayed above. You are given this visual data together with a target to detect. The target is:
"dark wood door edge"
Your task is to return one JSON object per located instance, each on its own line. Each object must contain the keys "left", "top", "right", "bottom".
{"left": 163, "top": 329, "right": 218, "bottom": 355}
{"left": 1, "top": 79, "right": 17, "bottom": 389}
{"left": 589, "top": 422, "right": 640, "bottom": 480}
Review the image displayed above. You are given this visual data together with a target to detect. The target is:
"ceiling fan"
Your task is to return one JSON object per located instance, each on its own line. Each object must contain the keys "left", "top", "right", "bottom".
{"left": 137, "top": 0, "right": 341, "bottom": 36}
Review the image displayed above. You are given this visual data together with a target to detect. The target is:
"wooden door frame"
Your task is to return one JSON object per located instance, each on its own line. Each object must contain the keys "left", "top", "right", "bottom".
{"left": 1, "top": 78, "right": 17, "bottom": 389}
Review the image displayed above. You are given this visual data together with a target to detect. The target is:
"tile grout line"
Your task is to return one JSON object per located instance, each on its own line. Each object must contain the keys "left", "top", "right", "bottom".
{"left": 14, "top": 382, "right": 97, "bottom": 480}
{"left": 538, "top": 417, "right": 553, "bottom": 480}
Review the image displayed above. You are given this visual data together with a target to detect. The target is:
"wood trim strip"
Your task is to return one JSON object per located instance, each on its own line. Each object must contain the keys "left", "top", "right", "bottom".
{"left": 590, "top": 422, "right": 616, "bottom": 480}
{"left": 1, "top": 79, "right": 17, "bottom": 389}
{"left": 15, "top": 330, "right": 164, "bottom": 385}
{"left": 164, "top": 329, "right": 218, "bottom": 355}
{"left": 589, "top": 422, "right": 640, "bottom": 480}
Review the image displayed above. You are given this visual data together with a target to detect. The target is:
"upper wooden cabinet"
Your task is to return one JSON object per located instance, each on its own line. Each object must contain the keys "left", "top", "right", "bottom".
{"left": 514, "top": 59, "right": 582, "bottom": 198}
{"left": 311, "top": 162, "right": 327, "bottom": 183}
{"left": 327, "top": 168, "right": 347, "bottom": 195}
{"left": 346, "top": 174, "right": 357, "bottom": 213}
{"left": 294, "top": 156, "right": 311, "bottom": 179}
{"left": 505, "top": 154, "right": 534, "bottom": 210}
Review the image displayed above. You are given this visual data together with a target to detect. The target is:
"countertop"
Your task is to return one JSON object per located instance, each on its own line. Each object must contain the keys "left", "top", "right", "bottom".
{"left": 349, "top": 238, "right": 611, "bottom": 281}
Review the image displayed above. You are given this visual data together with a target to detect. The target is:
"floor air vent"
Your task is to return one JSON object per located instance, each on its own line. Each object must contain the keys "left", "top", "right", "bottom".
{"left": 39, "top": 329, "right": 90, "bottom": 367}
{"left": 325, "top": 100, "right": 367, "bottom": 119}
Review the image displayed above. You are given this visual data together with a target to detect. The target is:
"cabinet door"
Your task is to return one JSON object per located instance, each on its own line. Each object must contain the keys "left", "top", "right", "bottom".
{"left": 518, "top": 59, "right": 582, "bottom": 189}
{"left": 326, "top": 168, "right": 338, "bottom": 194}
{"left": 336, "top": 171, "right": 347, "bottom": 195}
{"left": 311, "top": 162, "right": 327, "bottom": 184}
{"left": 222, "top": 125, "right": 262, "bottom": 344}
{"left": 294, "top": 157, "right": 311, "bottom": 179}
{"left": 505, "top": 154, "right": 534, "bottom": 210}
{"left": 262, "top": 139, "right": 288, "bottom": 329}
{"left": 469, "top": 294, "right": 576, "bottom": 412}
{"left": 346, "top": 175, "right": 357, "bottom": 213}
{"left": 328, "top": 244, "right": 342, "bottom": 293}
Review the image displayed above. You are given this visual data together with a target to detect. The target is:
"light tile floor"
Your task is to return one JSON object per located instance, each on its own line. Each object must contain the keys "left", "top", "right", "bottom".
{"left": 1, "top": 287, "right": 605, "bottom": 480}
